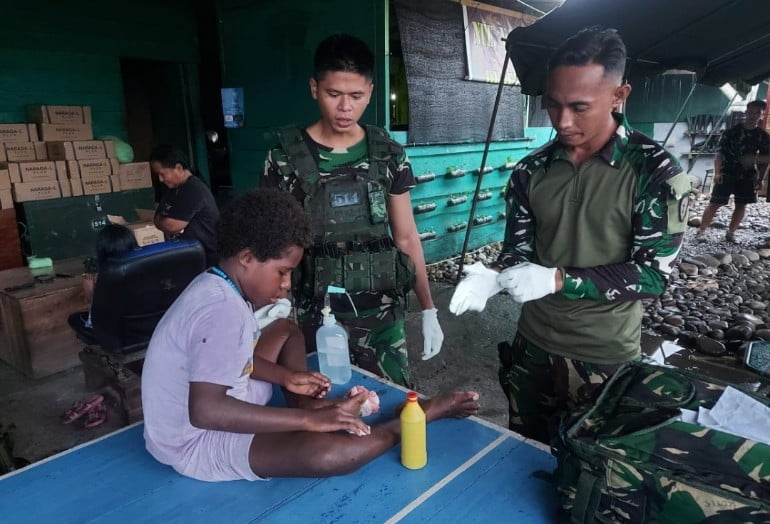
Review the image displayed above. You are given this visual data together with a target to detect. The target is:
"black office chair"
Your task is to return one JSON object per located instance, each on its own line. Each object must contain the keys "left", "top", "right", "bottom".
{"left": 75, "top": 239, "right": 206, "bottom": 422}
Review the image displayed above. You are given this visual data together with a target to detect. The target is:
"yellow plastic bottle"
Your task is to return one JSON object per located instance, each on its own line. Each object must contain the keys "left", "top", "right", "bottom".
{"left": 400, "top": 391, "right": 427, "bottom": 470}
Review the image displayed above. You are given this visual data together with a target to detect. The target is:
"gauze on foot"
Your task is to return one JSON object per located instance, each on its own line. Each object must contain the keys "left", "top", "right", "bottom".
{"left": 346, "top": 385, "right": 380, "bottom": 417}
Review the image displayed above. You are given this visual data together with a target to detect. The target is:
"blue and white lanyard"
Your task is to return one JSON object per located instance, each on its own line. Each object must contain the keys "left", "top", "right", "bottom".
{"left": 208, "top": 266, "right": 246, "bottom": 301}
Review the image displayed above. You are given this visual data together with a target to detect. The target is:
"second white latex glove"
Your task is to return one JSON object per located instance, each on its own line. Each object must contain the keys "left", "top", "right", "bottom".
{"left": 421, "top": 308, "right": 444, "bottom": 360}
{"left": 498, "top": 262, "right": 558, "bottom": 303}
{"left": 448, "top": 262, "right": 503, "bottom": 315}
{"left": 254, "top": 298, "right": 292, "bottom": 329}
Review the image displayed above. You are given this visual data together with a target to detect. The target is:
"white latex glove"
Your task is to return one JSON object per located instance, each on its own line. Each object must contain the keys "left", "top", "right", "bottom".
{"left": 448, "top": 262, "right": 503, "bottom": 315}
{"left": 498, "top": 262, "right": 558, "bottom": 303}
{"left": 421, "top": 308, "right": 444, "bottom": 360}
{"left": 254, "top": 298, "right": 292, "bottom": 329}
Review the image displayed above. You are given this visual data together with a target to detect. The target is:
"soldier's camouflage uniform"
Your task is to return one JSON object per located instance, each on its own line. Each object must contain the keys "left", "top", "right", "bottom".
{"left": 262, "top": 129, "right": 416, "bottom": 386}
{"left": 555, "top": 362, "right": 770, "bottom": 522}
{"left": 710, "top": 122, "right": 770, "bottom": 205}
{"left": 495, "top": 114, "right": 689, "bottom": 443}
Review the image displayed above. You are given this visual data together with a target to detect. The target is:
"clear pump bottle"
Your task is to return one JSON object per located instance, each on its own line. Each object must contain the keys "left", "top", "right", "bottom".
{"left": 316, "top": 294, "right": 351, "bottom": 384}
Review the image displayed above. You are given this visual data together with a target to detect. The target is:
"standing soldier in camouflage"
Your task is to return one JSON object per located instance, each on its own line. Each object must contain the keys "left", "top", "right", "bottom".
{"left": 695, "top": 99, "right": 770, "bottom": 243}
{"left": 449, "top": 27, "right": 689, "bottom": 444}
{"left": 262, "top": 34, "right": 443, "bottom": 386}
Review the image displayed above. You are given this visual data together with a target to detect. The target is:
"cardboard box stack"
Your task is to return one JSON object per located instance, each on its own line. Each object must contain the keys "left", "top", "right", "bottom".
{"left": 0, "top": 105, "right": 154, "bottom": 204}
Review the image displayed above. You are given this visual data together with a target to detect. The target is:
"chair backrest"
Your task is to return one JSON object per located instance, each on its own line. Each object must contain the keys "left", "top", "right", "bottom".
{"left": 91, "top": 239, "right": 206, "bottom": 353}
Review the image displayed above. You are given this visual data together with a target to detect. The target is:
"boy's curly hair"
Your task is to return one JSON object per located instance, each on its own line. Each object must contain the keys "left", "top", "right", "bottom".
{"left": 216, "top": 188, "right": 312, "bottom": 261}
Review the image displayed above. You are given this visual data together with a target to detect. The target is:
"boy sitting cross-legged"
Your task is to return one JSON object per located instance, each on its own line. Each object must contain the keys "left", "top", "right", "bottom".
{"left": 141, "top": 188, "right": 480, "bottom": 481}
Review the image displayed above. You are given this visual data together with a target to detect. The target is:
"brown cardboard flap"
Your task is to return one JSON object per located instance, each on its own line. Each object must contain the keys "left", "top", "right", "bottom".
{"left": 135, "top": 208, "right": 156, "bottom": 222}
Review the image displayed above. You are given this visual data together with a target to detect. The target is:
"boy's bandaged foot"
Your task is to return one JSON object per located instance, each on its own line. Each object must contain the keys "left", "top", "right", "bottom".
{"left": 346, "top": 385, "right": 380, "bottom": 417}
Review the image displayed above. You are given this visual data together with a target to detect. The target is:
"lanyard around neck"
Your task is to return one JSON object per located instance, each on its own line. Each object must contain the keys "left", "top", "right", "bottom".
{"left": 208, "top": 266, "right": 244, "bottom": 300}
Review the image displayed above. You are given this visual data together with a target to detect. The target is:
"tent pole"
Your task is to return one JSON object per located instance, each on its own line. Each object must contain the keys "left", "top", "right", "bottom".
{"left": 456, "top": 46, "right": 511, "bottom": 283}
{"left": 662, "top": 81, "right": 698, "bottom": 147}
{"left": 688, "top": 91, "right": 739, "bottom": 174}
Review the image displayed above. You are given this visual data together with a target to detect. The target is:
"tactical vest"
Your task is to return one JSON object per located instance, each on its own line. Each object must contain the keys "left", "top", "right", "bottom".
{"left": 275, "top": 125, "right": 415, "bottom": 304}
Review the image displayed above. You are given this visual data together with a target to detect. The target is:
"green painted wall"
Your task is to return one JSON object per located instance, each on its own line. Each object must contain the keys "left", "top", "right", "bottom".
{"left": 403, "top": 128, "right": 548, "bottom": 263}
{"left": 0, "top": 1, "right": 207, "bottom": 176}
{"left": 217, "top": 0, "right": 388, "bottom": 194}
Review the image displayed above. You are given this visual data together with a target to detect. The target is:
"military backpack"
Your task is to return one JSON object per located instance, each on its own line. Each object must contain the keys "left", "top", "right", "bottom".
{"left": 554, "top": 361, "right": 770, "bottom": 523}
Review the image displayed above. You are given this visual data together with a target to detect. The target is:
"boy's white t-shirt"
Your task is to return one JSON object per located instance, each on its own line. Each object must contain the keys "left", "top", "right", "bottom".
{"left": 142, "top": 272, "right": 268, "bottom": 470}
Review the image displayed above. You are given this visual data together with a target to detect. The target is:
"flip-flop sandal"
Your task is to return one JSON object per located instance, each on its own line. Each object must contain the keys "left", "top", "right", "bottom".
{"left": 83, "top": 403, "right": 107, "bottom": 429}
{"left": 61, "top": 394, "right": 104, "bottom": 424}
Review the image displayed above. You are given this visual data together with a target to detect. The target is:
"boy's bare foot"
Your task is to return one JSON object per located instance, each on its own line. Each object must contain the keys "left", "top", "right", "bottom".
{"left": 421, "top": 391, "right": 480, "bottom": 422}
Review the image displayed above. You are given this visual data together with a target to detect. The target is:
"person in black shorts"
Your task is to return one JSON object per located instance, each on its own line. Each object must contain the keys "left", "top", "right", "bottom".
{"left": 695, "top": 100, "right": 770, "bottom": 243}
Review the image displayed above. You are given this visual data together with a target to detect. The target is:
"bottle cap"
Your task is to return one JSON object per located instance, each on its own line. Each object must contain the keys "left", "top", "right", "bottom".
{"left": 406, "top": 391, "right": 418, "bottom": 402}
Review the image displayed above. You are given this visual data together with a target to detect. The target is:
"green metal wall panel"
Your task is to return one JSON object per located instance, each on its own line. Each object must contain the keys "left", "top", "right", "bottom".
{"left": 218, "top": 0, "right": 387, "bottom": 194}
{"left": 406, "top": 129, "right": 549, "bottom": 263}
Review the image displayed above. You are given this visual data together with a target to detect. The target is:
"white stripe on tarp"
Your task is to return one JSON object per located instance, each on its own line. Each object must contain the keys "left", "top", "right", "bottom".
{"left": 384, "top": 434, "right": 509, "bottom": 524}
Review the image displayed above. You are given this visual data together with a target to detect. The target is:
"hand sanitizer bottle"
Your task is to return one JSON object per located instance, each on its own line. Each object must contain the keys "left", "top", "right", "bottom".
{"left": 316, "top": 294, "right": 351, "bottom": 384}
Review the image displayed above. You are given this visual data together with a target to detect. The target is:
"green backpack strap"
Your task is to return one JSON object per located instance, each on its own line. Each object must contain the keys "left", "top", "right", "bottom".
{"left": 364, "top": 125, "right": 401, "bottom": 186}
{"left": 274, "top": 125, "right": 320, "bottom": 195}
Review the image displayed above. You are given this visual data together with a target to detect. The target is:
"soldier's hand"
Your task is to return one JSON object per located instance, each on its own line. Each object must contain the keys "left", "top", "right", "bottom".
{"left": 449, "top": 262, "right": 503, "bottom": 315}
{"left": 713, "top": 172, "right": 723, "bottom": 185}
{"left": 498, "top": 263, "right": 558, "bottom": 303}
{"left": 421, "top": 308, "right": 444, "bottom": 360}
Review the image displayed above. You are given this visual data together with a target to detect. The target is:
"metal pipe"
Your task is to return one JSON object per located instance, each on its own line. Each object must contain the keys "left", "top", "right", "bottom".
{"left": 457, "top": 44, "right": 511, "bottom": 282}
{"left": 689, "top": 91, "right": 739, "bottom": 174}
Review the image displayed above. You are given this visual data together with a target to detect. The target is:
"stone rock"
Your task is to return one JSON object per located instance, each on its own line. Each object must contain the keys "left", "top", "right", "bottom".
{"left": 687, "top": 217, "right": 701, "bottom": 227}
{"left": 679, "top": 263, "right": 698, "bottom": 276}
{"left": 725, "top": 323, "right": 755, "bottom": 340}
{"left": 740, "top": 249, "right": 760, "bottom": 262}
{"left": 659, "top": 324, "right": 680, "bottom": 337}
{"left": 664, "top": 316, "right": 684, "bottom": 327}
{"left": 734, "top": 313, "right": 762, "bottom": 325}
{"left": 695, "top": 335, "right": 726, "bottom": 356}
{"left": 711, "top": 221, "right": 726, "bottom": 229}
{"left": 747, "top": 301, "right": 767, "bottom": 311}
{"left": 712, "top": 252, "right": 732, "bottom": 265}
{"left": 758, "top": 249, "right": 770, "bottom": 259}
{"left": 709, "top": 329, "right": 725, "bottom": 340}
{"left": 694, "top": 254, "right": 721, "bottom": 268}
{"left": 708, "top": 320, "right": 729, "bottom": 331}
{"left": 732, "top": 254, "right": 750, "bottom": 267}
{"left": 756, "top": 329, "right": 770, "bottom": 341}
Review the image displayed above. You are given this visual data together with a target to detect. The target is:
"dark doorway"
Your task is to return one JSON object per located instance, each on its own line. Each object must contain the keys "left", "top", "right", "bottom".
{"left": 121, "top": 60, "right": 193, "bottom": 162}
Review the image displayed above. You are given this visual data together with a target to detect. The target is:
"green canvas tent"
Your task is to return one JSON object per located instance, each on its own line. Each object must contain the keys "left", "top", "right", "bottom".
{"left": 505, "top": 0, "right": 770, "bottom": 95}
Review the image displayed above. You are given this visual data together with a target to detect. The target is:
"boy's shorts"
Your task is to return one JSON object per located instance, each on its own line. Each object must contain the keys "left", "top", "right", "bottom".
{"left": 176, "top": 379, "right": 273, "bottom": 482}
{"left": 710, "top": 176, "right": 757, "bottom": 204}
